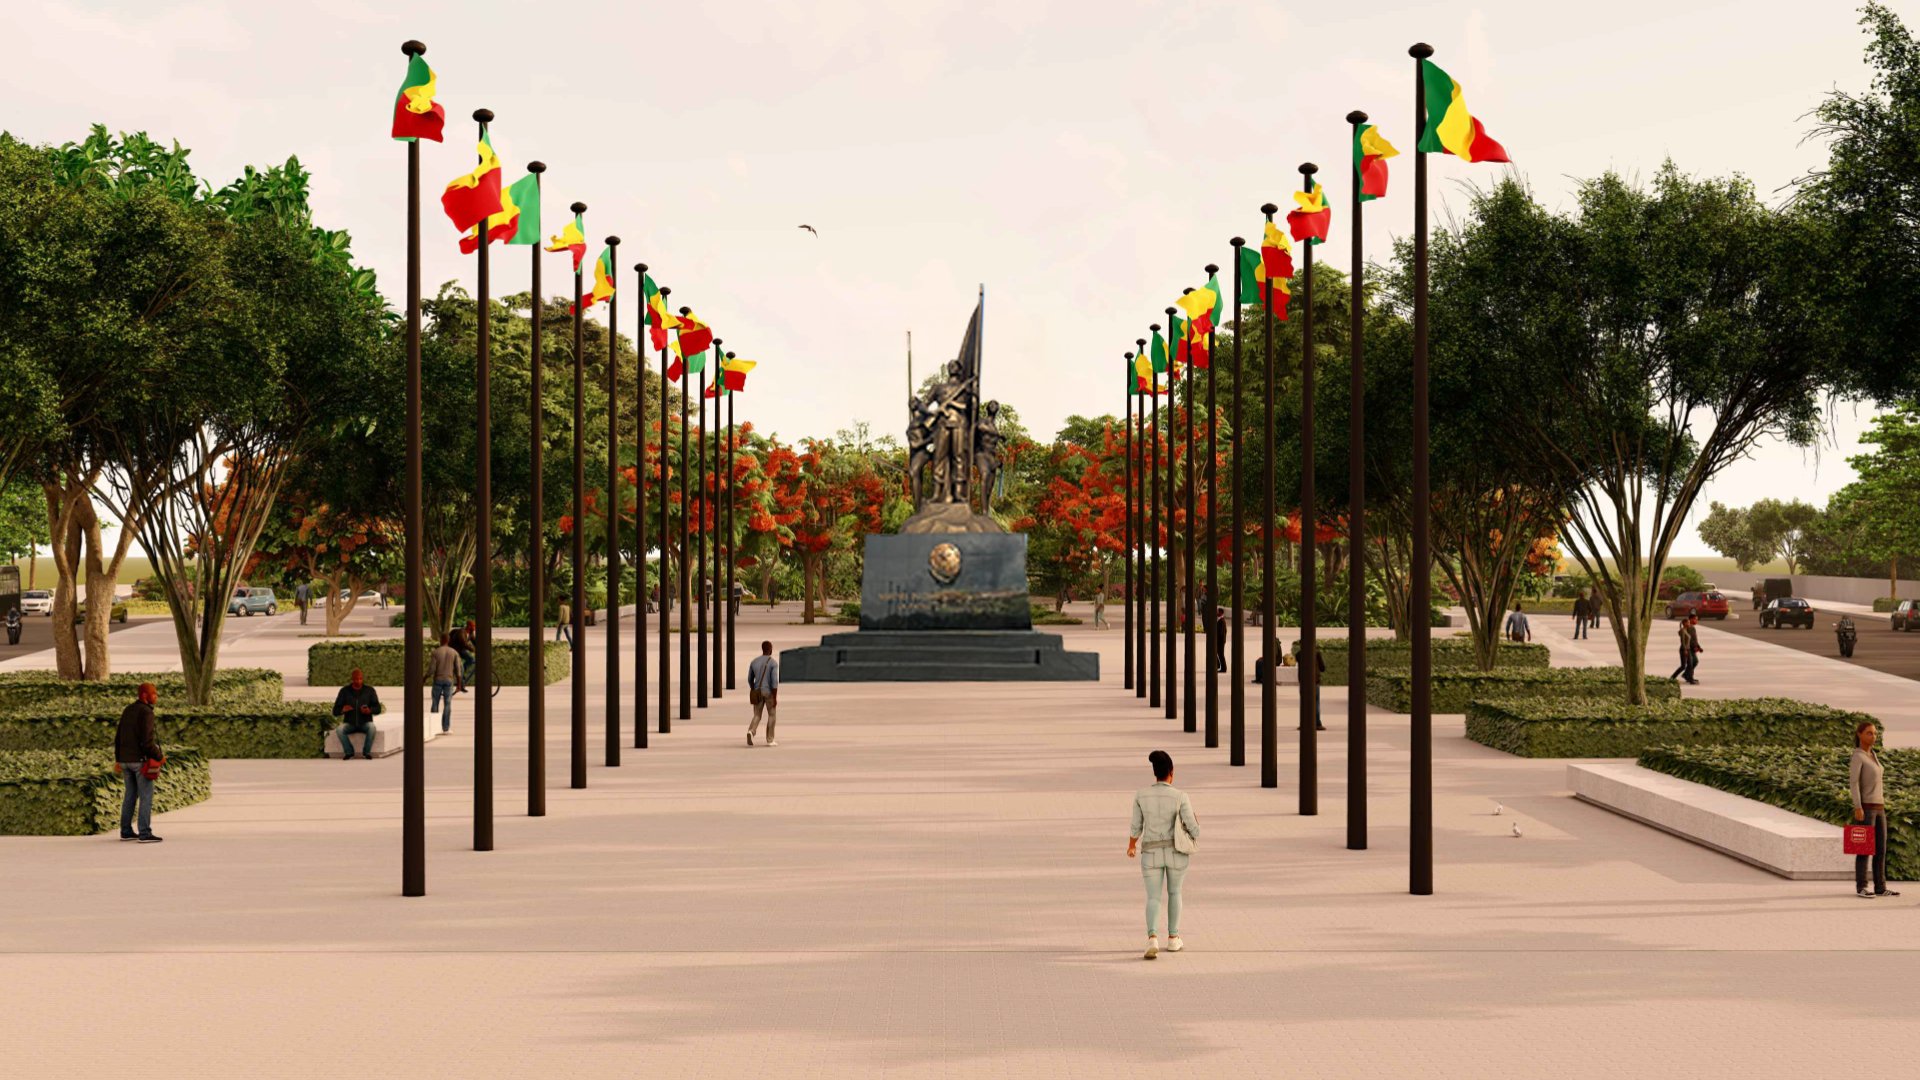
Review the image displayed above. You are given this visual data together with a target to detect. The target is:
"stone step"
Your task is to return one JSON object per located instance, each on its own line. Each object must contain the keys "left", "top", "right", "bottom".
{"left": 1569, "top": 762, "right": 1854, "bottom": 880}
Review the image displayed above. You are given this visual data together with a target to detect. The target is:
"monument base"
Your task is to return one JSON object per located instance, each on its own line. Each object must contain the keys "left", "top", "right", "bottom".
{"left": 781, "top": 630, "right": 1099, "bottom": 682}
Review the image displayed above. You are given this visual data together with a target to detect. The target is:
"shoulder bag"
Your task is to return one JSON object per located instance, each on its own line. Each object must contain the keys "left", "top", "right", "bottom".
{"left": 1172, "top": 797, "right": 1196, "bottom": 855}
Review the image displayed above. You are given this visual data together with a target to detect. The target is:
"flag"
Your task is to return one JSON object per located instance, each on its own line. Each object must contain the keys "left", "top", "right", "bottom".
{"left": 1289, "top": 178, "right": 1331, "bottom": 245}
{"left": 1239, "top": 224, "right": 1293, "bottom": 319}
{"left": 545, "top": 211, "right": 587, "bottom": 273}
{"left": 1417, "top": 59, "right": 1509, "bottom": 163}
{"left": 1132, "top": 353, "right": 1154, "bottom": 394}
{"left": 1356, "top": 124, "right": 1397, "bottom": 201}
{"left": 712, "top": 357, "right": 756, "bottom": 396}
{"left": 441, "top": 134, "right": 505, "bottom": 235}
{"left": 667, "top": 310, "right": 713, "bottom": 380}
{"left": 1150, "top": 327, "right": 1170, "bottom": 373}
{"left": 1170, "top": 315, "right": 1189, "bottom": 374}
{"left": 643, "top": 274, "right": 678, "bottom": 351}
{"left": 1177, "top": 285, "right": 1218, "bottom": 337}
{"left": 390, "top": 53, "right": 444, "bottom": 142}
{"left": 1184, "top": 318, "right": 1210, "bottom": 369}
{"left": 577, "top": 245, "right": 616, "bottom": 312}
{"left": 461, "top": 171, "right": 539, "bottom": 253}
{"left": 1205, "top": 270, "right": 1224, "bottom": 329}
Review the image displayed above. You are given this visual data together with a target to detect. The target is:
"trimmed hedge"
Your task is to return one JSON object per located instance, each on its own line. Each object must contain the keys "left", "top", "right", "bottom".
{"left": 0, "top": 703, "right": 334, "bottom": 759}
{"left": 308, "top": 638, "right": 571, "bottom": 687}
{"left": 1465, "top": 697, "right": 1876, "bottom": 758}
{"left": 1366, "top": 666, "right": 1681, "bottom": 713}
{"left": 1293, "top": 637, "right": 1551, "bottom": 687}
{"left": 0, "top": 749, "right": 211, "bottom": 835}
{"left": 0, "top": 669, "right": 284, "bottom": 710}
{"left": 1873, "top": 597, "right": 1900, "bottom": 613}
{"left": 1639, "top": 745, "right": 1915, "bottom": 881}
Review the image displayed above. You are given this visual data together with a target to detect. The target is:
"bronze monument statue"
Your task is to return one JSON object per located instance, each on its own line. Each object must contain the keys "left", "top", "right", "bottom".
{"left": 901, "top": 296, "right": 1005, "bottom": 535}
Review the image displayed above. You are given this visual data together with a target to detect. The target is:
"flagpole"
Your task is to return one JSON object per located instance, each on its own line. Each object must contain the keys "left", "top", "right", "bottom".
{"left": 527, "top": 161, "right": 548, "bottom": 814}
{"left": 1165, "top": 306, "right": 1179, "bottom": 726}
{"left": 1260, "top": 202, "right": 1279, "bottom": 790}
{"left": 1297, "top": 163, "right": 1320, "bottom": 817}
{"left": 698, "top": 342, "right": 716, "bottom": 709}
{"left": 1134, "top": 340, "right": 1148, "bottom": 701}
{"left": 724, "top": 350, "right": 738, "bottom": 693}
{"left": 400, "top": 38, "right": 427, "bottom": 898}
{"left": 1123, "top": 353, "right": 1134, "bottom": 694}
{"left": 1228, "top": 238, "right": 1247, "bottom": 766}
{"left": 1146, "top": 329, "right": 1161, "bottom": 711}
{"left": 604, "top": 236, "right": 622, "bottom": 766}
{"left": 633, "top": 262, "right": 649, "bottom": 750}
{"left": 658, "top": 285, "right": 673, "bottom": 734}
{"left": 569, "top": 201, "right": 588, "bottom": 791}
{"left": 1345, "top": 111, "right": 1370, "bottom": 851}
{"left": 1179, "top": 294, "right": 1196, "bottom": 736}
{"left": 678, "top": 305, "right": 694, "bottom": 722}
{"left": 1203, "top": 264, "right": 1219, "bottom": 749}
{"left": 710, "top": 345, "right": 724, "bottom": 703}
{"left": 472, "top": 109, "right": 496, "bottom": 851}
{"left": 1409, "top": 42, "right": 1435, "bottom": 895}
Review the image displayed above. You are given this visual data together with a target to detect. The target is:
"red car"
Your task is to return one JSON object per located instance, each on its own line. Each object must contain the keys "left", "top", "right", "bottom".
{"left": 1666, "top": 590, "right": 1730, "bottom": 620}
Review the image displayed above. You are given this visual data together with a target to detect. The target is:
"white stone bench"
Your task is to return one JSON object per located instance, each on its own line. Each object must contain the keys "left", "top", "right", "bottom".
{"left": 1569, "top": 762, "right": 1853, "bottom": 880}
{"left": 324, "top": 715, "right": 441, "bottom": 759}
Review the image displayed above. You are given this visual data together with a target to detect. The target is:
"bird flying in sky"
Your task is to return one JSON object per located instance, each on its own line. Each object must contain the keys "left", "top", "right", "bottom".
{"left": 798, "top": 224, "right": 818, "bottom": 236}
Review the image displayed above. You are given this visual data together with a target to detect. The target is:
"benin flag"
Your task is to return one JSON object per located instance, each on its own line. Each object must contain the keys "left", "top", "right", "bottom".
{"left": 1240, "top": 226, "right": 1292, "bottom": 319}
{"left": 1205, "top": 271, "right": 1224, "bottom": 328}
{"left": 1132, "top": 353, "right": 1154, "bottom": 394}
{"left": 1417, "top": 60, "right": 1509, "bottom": 163}
{"left": 461, "top": 172, "right": 538, "bottom": 253}
{"left": 1177, "top": 284, "right": 1217, "bottom": 338}
{"left": 1355, "top": 124, "right": 1397, "bottom": 201}
{"left": 1183, "top": 319, "right": 1210, "bottom": 370}
{"left": 1288, "top": 178, "right": 1331, "bottom": 245}
{"left": 391, "top": 53, "right": 444, "bottom": 142}
{"left": 578, "top": 246, "right": 616, "bottom": 312}
{"left": 668, "top": 310, "right": 713, "bottom": 379}
{"left": 442, "top": 135, "right": 505, "bottom": 235}
{"left": 546, "top": 212, "right": 588, "bottom": 273}
{"left": 1150, "top": 327, "right": 1170, "bottom": 373}
{"left": 715, "top": 357, "right": 756, "bottom": 395}
{"left": 644, "top": 275, "right": 678, "bottom": 352}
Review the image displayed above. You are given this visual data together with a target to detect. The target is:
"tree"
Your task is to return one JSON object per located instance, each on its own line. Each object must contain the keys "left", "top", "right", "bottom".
{"left": 1840, "top": 404, "right": 1920, "bottom": 594}
{"left": 1697, "top": 501, "right": 1772, "bottom": 571}
{"left": 0, "top": 480, "right": 49, "bottom": 587}
{"left": 1746, "top": 498, "right": 1820, "bottom": 573}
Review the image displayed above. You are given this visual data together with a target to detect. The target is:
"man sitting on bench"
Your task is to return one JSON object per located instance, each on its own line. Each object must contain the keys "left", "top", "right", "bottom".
{"left": 333, "top": 668, "right": 384, "bottom": 760}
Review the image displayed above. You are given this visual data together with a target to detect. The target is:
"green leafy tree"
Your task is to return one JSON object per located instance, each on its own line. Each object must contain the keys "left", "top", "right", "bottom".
{"left": 1696, "top": 501, "right": 1772, "bottom": 571}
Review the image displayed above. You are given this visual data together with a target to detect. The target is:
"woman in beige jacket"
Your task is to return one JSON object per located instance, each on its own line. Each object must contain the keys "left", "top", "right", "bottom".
{"left": 1852, "top": 720, "right": 1898, "bottom": 899}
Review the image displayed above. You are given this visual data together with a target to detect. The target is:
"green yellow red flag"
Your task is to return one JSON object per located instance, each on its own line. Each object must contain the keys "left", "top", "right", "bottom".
{"left": 545, "top": 212, "right": 587, "bottom": 273}
{"left": 709, "top": 357, "right": 756, "bottom": 397}
{"left": 1289, "top": 178, "right": 1331, "bottom": 245}
{"left": 390, "top": 53, "right": 444, "bottom": 142}
{"left": 1240, "top": 223, "right": 1293, "bottom": 319}
{"left": 668, "top": 310, "right": 713, "bottom": 379}
{"left": 1355, "top": 124, "right": 1397, "bottom": 200}
{"left": 441, "top": 134, "right": 505, "bottom": 236}
{"left": 1417, "top": 60, "right": 1509, "bottom": 163}
{"left": 462, "top": 171, "right": 538, "bottom": 253}
{"left": 578, "top": 246, "right": 615, "bottom": 312}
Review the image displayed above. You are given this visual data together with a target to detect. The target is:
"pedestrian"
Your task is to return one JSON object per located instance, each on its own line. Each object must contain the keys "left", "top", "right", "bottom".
{"left": 1570, "top": 593, "right": 1590, "bottom": 640}
{"left": 430, "top": 633, "right": 459, "bottom": 733}
{"left": 458, "top": 619, "right": 478, "bottom": 690}
{"left": 731, "top": 580, "right": 743, "bottom": 617}
{"left": 295, "top": 581, "right": 311, "bottom": 625}
{"left": 746, "top": 639, "right": 779, "bottom": 746}
{"left": 1852, "top": 720, "right": 1899, "bottom": 900}
{"left": 332, "top": 668, "right": 384, "bottom": 759}
{"left": 1212, "top": 606, "right": 1227, "bottom": 673}
{"left": 1093, "top": 590, "right": 1110, "bottom": 630}
{"left": 1128, "top": 749, "right": 1198, "bottom": 960}
{"left": 1668, "top": 614, "right": 1701, "bottom": 685}
{"left": 556, "top": 599, "right": 573, "bottom": 646}
{"left": 114, "top": 682, "right": 164, "bottom": 843}
{"left": 1504, "top": 601, "right": 1531, "bottom": 643}
{"left": 1301, "top": 647, "right": 1326, "bottom": 730}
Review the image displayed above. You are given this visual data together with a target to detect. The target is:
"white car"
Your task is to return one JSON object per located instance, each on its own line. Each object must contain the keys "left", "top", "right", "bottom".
{"left": 19, "top": 590, "right": 53, "bottom": 617}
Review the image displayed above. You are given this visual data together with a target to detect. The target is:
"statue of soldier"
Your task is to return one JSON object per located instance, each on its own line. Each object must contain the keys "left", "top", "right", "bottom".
{"left": 906, "top": 396, "right": 933, "bottom": 507}
{"left": 930, "top": 360, "right": 971, "bottom": 504}
{"left": 975, "top": 400, "right": 1006, "bottom": 513}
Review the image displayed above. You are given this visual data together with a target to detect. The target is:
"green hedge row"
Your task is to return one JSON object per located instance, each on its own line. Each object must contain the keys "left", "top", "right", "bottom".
{"left": 1639, "top": 745, "right": 1915, "bottom": 881}
{"left": 307, "top": 639, "right": 571, "bottom": 687}
{"left": 1873, "top": 597, "right": 1901, "bottom": 613}
{"left": 1365, "top": 666, "right": 1681, "bottom": 713}
{"left": 0, "top": 669, "right": 284, "bottom": 710}
{"left": 0, "top": 749, "right": 211, "bottom": 835}
{"left": 0, "top": 703, "right": 335, "bottom": 759}
{"left": 1292, "top": 637, "right": 1551, "bottom": 687}
{"left": 1465, "top": 697, "right": 1876, "bottom": 758}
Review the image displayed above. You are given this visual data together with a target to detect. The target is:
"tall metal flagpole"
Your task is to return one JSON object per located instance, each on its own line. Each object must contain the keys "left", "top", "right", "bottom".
{"left": 569, "top": 202, "right": 588, "bottom": 790}
{"left": 1164, "top": 307, "right": 1179, "bottom": 725}
{"left": 604, "top": 237, "right": 622, "bottom": 766}
{"left": 1203, "top": 264, "right": 1219, "bottom": 749}
{"left": 633, "top": 263, "right": 648, "bottom": 750}
{"left": 1179, "top": 294, "right": 1196, "bottom": 736}
{"left": 1123, "top": 352, "right": 1134, "bottom": 693}
{"left": 677, "top": 306, "right": 694, "bottom": 721}
{"left": 725, "top": 353, "right": 738, "bottom": 692}
{"left": 400, "top": 39, "right": 427, "bottom": 898}
{"left": 697, "top": 341, "right": 715, "bottom": 709}
{"left": 1260, "top": 202, "right": 1280, "bottom": 790}
{"left": 1228, "top": 238, "right": 1247, "bottom": 767}
{"left": 527, "top": 162, "right": 548, "bottom": 814}
{"left": 1298, "top": 163, "right": 1319, "bottom": 817}
{"left": 1146, "top": 330, "right": 1161, "bottom": 710}
{"left": 1345, "top": 111, "right": 1370, "bottom": 850}
{"left": 658, "top": 286, "right": 673, "bottom": 734}
{"left": 471, "top": 109, "right": 496, "bottom": 852}
{"left": 1409, "top": 43, "right": 1435, "bottom": 895}
{"left": 710, "top": 346, "right": 724, "bottom": 702}
{"left": 1134, "top": 341, "right": 1148, "bottom": 701}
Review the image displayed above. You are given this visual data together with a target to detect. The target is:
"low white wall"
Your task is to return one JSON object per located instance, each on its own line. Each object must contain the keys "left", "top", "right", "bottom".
{"left": 1699, "top": 570, "right": 1914, "bottom": 607}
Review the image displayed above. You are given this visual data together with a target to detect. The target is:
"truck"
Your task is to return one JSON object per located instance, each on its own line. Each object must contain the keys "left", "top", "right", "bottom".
{"left": 1750, "top": 577, "right": 1792, "bottom": 611}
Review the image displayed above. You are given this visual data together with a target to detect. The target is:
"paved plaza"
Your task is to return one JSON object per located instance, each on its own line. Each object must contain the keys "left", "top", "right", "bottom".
{"left": 2, "top": 605, "right": 1918, "bottom": 1077}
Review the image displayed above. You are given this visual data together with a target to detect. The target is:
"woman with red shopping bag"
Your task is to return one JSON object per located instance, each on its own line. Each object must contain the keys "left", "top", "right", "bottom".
{"left": 1850, "top": 720, "right": 1896, "bottom": 899}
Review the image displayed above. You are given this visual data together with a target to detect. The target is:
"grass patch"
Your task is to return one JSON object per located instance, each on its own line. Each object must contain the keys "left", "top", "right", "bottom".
{"left": 1466, "top": 697, "right": 1876, "bottom": 758}
{"left": 1366, "top": 666, "right": 1681, "bottom": 713}
{"left": 1294, "top": 637, "right": 1549, "bottom": 687}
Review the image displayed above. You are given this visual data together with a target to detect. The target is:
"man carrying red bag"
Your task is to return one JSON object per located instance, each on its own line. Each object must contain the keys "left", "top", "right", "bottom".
{"left": 115, "top": 682, "right": 165, "bottom": 844}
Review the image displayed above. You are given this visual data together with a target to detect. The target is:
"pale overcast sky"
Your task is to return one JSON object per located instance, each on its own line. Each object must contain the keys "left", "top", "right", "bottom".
{"left": 4, "top": 0, "right": 1905, "bottom": 553}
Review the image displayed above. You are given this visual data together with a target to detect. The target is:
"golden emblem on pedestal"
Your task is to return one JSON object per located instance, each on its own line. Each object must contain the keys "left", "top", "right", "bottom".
{"left": 928, "top": 542, "right": 962, "bottom": 585}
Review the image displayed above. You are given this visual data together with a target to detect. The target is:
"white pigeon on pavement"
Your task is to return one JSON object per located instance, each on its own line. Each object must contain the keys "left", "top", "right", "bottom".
{"left": 1511, "top": 822, "right": 1523, "bottom": 838}
{"left": 1493, "top": 803, "right": 1503, "bottom": 816}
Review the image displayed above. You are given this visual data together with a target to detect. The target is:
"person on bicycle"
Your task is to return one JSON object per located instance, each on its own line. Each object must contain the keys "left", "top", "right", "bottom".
{"left": 449, "top": 620, "right": 477, "bottom": 693}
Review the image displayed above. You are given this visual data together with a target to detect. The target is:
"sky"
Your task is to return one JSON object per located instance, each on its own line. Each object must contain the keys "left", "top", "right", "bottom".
{"left": 2, "top": 0, "right": 1905, "bottom": 555}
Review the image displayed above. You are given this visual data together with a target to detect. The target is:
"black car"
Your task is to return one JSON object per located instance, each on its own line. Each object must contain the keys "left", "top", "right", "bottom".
{"left": 1759, "top": 597, "right": 1815, "bottom": 629}
{"left": 1892, "top": 599, "right": 1920, "bottom": 632}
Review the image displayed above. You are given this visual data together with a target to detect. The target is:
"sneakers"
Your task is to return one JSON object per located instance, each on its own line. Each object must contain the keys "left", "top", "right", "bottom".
{"left": 746, "top": 731, "right": 754, "bottom": 746}
{"left": 1879, "top": 889, "right": 1902, "bottom": 898}
{"left": 1144, "top": 935, "right": 1159, "bottom": 960}
{"left": 119, "top": 833, "right": 138, "bottom": 842}
{"left": 1166, "top": 936, "right": 1184, "bottom": 953}
{"left": 766, "top": 740, "right": 778, "bottom": 747}
{"left": 1858, "top": 888, "right": 1878, "bottom": 899}
{"left": 136, "top": 835, "right": 163, "bottom": 844}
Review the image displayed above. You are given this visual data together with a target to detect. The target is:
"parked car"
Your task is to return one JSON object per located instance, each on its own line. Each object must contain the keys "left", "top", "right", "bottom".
{"left": 73, "top": 599, "right": 130, "bottom": 624}
{"left": 1759, "top": 597, "right": 1816, "bottom": 629}
{"left": 1891, "top": 598, "right": 1920, "bottom": 632}
{"left": 228, "top": 587, "right": 279, "bottom": 617}
{"left": 19, "top": 590, "right": 53, "bottom": 617}
{"left": 1665, "top": 590, "right": 1730, "bottom": 620}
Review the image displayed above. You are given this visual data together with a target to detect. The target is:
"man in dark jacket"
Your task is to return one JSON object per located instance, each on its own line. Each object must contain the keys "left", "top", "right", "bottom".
{"left": 115, "top": 682, "right": 163, "bottom": 843}
{"left": 332, "top": 668, "right": 384, "bottom": 759}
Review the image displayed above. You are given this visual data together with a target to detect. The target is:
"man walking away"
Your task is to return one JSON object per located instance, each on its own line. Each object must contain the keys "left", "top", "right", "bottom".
{"left": 333, "top": 668, "right": 384, "bottom": 759}
{"left": 747, "top": 640, "right": 779, "bottom": 746}
{"left": 115, "top": 682, "right": 163, "bottom": 843}
{"left": 1212, "top": 607, "right": 1228, "bottom": 673}
{"left": 1504, "top": 602, "right": 1531, "bottom": 643}
{"left": 431, "top": 633, "right": 460, "bottom": 733}
{"left": 295, "top": 581, "right": 311, "bottom": 625}
{"left": 1570, "top": 593, "right": 1589, "bottom": 640}
{"left": 1093, "top": 590, "right": 1110, "bottom": 630}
